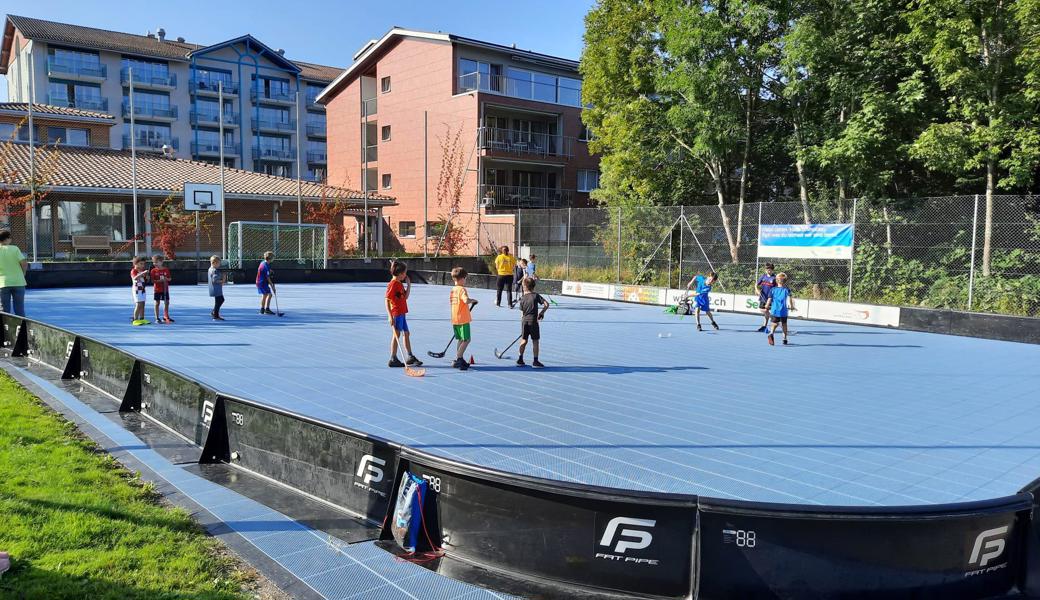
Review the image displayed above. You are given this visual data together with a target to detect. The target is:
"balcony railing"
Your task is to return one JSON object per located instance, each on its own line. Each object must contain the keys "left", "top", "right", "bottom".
{"left": 459, "top": 72, "right": 582, "bottom": 107}
{"left": 480, "top": 185, "right": 572, "bottom": 209}
{"left": 122, "top": 102, "right": 178, "bottom": 120}
{"left": 252, "top": 147, "right": 296, "bottom": 161}
{"left": 251, "top": 119, "right": 297, "bottom": 133}
{"left": 190, "top": 78, "right": 238, "bottom": 96}
{"left": 251, "top": 89, "right": 295, "bottom": 104}
{"left": 306, "top": 124, "right": 327, "bottom": 138}
{"left": 47, "top": 57, "right": 106, "bottom": 80}
{"left": 478, "top": 126, "right": 575, "bottom": 159}
{"left": 192, "top": 141, "right": 240, "bottom": 155}
{"left": 362, "top": 144, "right": 378, "bottom": 162}
{"left": 46, "top": 95, "right": 109, "bottom": 112}
{"left": 120, "top": 68, "right": 176, "bottom": 88}
{"left": 306, "top": 90, "right": 325, "bottom": 109}
{"left": 122, "top": 135, "right": 178, "bottom": 151}
{"left": 361, "top": 97, "right": 377, "bottom": 117}
{"left": 306, "top": 151, "right": 327, "bottom": 164}
{"left": 190, "top": 110, "right": 239, "bottom": 127}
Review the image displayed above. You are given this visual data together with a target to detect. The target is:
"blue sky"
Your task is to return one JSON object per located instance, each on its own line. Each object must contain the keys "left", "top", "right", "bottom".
{"left": 1, "top": 0, "right": 596, "bottom": 100}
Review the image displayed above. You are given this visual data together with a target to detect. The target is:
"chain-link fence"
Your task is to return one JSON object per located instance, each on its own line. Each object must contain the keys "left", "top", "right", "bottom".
{"left": 227, "top": 221, "right": 327, "bottom": 268}
{"left": 509, "top": 195, "right": 1040, "bottom": 317}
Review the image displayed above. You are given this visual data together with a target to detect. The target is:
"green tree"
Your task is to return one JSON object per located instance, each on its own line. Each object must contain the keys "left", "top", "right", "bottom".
{"left": 908, "top": 0, "right": 1037, "bottom": 275}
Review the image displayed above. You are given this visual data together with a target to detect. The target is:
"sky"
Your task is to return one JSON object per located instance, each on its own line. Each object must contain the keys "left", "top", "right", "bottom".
{"left": 0, "top": 0, "right": 596, "bottom": 100}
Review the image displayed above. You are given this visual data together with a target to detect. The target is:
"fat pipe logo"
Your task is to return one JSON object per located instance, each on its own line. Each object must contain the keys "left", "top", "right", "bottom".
{"left": 201, "top": 400, "right": 215, "bottom": 425}
{"left": 965, "top": 526, "right": 1010, "bottom": 577}
{"left": 595, "top": 517, "right": 659, "bottom": 566}
{"left": 353, "top": 455, "right": 388, "bottom": 498}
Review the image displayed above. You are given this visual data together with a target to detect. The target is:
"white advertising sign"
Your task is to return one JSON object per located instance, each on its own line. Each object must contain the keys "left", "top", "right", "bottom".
{"left": 666, "top": 289, "right": 736, "bottom": 312}
{"left": 806, "top": 299, "right": 901, "bottom": 327}
{"left": 562, "top": 281, "right": 612, "bottom": 300}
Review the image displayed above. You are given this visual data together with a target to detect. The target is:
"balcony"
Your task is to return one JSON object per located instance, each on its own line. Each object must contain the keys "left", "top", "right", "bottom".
{"left": 252, "top": 147, "right": 296, "bottom": 161}
{"left": 361, "top": 97, "right": 377, "bottom": 117}
{"left": 480, "top": 185, "right": 572, "bottom": 209}
{"left": 362, "top": 144, "right": 377, "bottom": 162}
{"left": 251, "top": 119, "right": 296, "bottom": 134}
{"left": 120, "top": 68, "right": 176, "bottom": 89}
{"left": 306, "top": 123, "right": 327, "bottom": 138}
{"left": 306, "top": 91, "right": 325, "bottom": 111}
{"left": 306, "top": 151, "right": 327, "bottom": 164}
{"left": 122, "top": 102, "right": 178, "bottom": 121}
{"left": 47, "top": 57, "right": 106, "bottom": 81}
{"left": 190, "top": 110, "right": 239, "bottom": 127}
{"left": 46, "top": 95, "right": 109, "bottom": 112}
{"left": 190, "top": 78, "right": 238, "bottom": 97}
{"left": 192, "top": 141, "right": 240, "bottom": 156}
{"left": 251, "top": 89, "right": 295, "bottom": 105}
{"left": 478, "top": 127, "right": 575, "bottom": 159}
{"left": 122, "top": 135, "right": 179, "bottom": 152}
{"left": 459, "top": 72, "right": 582, "bottom": 108}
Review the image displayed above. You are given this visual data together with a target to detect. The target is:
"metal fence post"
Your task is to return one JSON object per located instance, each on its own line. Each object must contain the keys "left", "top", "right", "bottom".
{"left": 678, "top": 205, "right": 684, "bottom": 280}
{"left": 668, "top": 225, "right": 673, "bottom": 289}
{"left": 516, "top": 207, "right": 522, "bottom": 255}
{"left": 566, "top": 207, "right": 571, "bottom": 279}
{"left": 968, "top": 194, "right": 980, "bottom": 310}
{"left": 616, "top": 206, "right": 622, "bottom": 283}
{"left": 754, "top": 202, "right": 763, "bottom": 277}
{"left": 847, "top": 198, "right": 858, "bottom": 302}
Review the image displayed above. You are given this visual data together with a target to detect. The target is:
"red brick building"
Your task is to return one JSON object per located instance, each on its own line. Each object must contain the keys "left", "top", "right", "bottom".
{"left": 317, "top": 28, "right": 599, "bottom": 255}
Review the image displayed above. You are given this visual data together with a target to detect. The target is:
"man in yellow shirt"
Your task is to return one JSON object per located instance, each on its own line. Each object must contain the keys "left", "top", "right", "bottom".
{"left": 493, "top": 245, "right": 517, "bottom": 308}
{"left": 0, "top": 231, "right": 28, "bottom": 316}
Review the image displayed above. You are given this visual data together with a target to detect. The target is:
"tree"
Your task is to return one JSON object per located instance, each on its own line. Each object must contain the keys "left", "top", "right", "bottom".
{"left": 146, "top": 196, "right": 208, "bottom": 259}
{"left": 433, "top": 125, "right": 469, "bottom": 256}
{"left": 908, "top": 0, "right": 1037, "bottom": 275}
{"left": 305, "top": 182, "right": 354, "bottom": 257}
{"left": 0, "top": 119, "right": 61, "bottom": 223}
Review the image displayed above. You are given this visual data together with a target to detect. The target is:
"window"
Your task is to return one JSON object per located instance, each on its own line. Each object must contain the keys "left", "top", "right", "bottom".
{"left": 258, "top": 163, "right": 292, "bottom": 177}
{"left": 505, "top": 67, "right": 533, "bottom": 99}
{"left": 55, "top": 201, "right": 131, "bottom": 241}
{"left": 382, "top": 173, "right": 392, "bottom": 189}
{"left": 426, "top": 221, "right": 448, "bottom": 237}
{"left": 256, "top": 76, "right": 291, "bottom": 100}
{"left": 577, "top": 169, "right": 601, "bottom": 192}
{"left": 306, "top": 84, "right": 324, "bottom": 104}
{"left": 47, "top": 80, "right": 103, "bottom": 109}
{"left": 193, "top": 67, "right": 232, "bottom": 90}
{"left": 121, "top": 57, "right": 169, "bottom": 81}
{"left": 257, "top": 134, "right": 291, "bottom": 153}
{"left": 0, "top": 122, "right": 32, "bottom": 142}
{"left": 579, "top": 123, "right": 594, "bottom": 142}
{"left": 47, "top": 127, "right": 89, "bottom": 146}
{"left": 381, "top": 76, "right": 391, "bottom": 93}
{"left": 381, "top": 125, "right": 391, "bottom": 141}
{"left": 123, "top": 90, "right": 171, "bottom": 116}
{"left": 258, "top": 106, "right": 291, "bottom": 127}
{"left": 458, "top": 58, "right": 502, "bottom": 92}
{"left": 398, "top": 221, "right": 416, "bottom": 238}
{"left": 124, "top": 122, "right": 172, "bottom": 147}
{"left": 559, "top": 77, "right": 582, "bottom": 107}
{"left": 306, "top": 166, "right": 327, "bottom": 182}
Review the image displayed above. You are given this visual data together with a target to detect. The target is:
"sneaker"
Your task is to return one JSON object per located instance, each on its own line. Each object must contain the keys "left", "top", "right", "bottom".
{"left": 452, "top": 358, "right": 465, "bottom": 369}
{"left": 165, "top": 316, "right": 175, "bottom": 323}
{"left": 767, "top": 333, "right": 775, "bottom": 346}
{"left": 212, "top": 315, "right": 225, "bottom": 321}
{"left": 264, "top": 309, "right": 277, "bottom": 315}
{"left": 516, "top": 357, "right": 526, "bottom": 367}
{"left": 406, "top": 355, "right": 423, "bottom": 367}
{"left": 756, "top": 326, "right": 767, "bottom": 333}
{"left": 458, "top": 360, "right": 470, "bottom": 371}
{"left": 388, "top": 357, "right": 405, "bottom": 368}
{"left": 711, "top": 322, "right": 719, "bottom": 330}
{"left": 782, "top": 339, "right": 789, "bottom": 345}
{"left": 532, "top": 359, "right": 544, "bottom": 369}
{"left": 259, "top": 309, "right": 266, "bottom": 315}
{"left": 697, "top": 324, "right": 703, "bottom": 331}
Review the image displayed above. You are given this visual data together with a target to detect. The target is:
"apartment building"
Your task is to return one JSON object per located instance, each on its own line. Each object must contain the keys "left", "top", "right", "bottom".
{"left": 0, "top": 14, "right": 336, "bottom": 182}
{"left": 318, "top": 28, "right": 600, "bottom": 254}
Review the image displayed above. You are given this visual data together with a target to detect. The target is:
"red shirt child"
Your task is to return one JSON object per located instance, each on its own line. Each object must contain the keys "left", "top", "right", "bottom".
{"left": 386, "top": 278, "right": 408, "bottom": 317}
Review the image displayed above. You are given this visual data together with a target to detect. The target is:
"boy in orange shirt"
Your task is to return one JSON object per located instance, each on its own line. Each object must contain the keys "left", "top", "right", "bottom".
{"left": 385, "top": 261, "right": 422, "bottom": 368}
{"left": 449, "top": 267, "right": 478, "bottom": 370}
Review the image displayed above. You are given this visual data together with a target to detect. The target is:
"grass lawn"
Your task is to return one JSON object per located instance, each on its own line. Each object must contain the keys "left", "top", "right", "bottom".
{"left": 0, "top": 371, "right": 276, "bottom": 600}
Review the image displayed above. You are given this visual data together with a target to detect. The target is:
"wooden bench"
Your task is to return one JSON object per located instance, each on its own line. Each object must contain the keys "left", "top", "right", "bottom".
{"left": 71, "top": 235, "right": 112, "bottom": 258}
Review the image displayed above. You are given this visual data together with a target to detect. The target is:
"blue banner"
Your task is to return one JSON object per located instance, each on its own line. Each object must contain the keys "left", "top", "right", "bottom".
{"left": 758, "top": 224, "right": 854, "bottom": 259}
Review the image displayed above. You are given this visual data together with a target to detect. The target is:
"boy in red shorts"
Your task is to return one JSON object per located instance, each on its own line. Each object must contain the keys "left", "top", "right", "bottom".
{"left": 150, "top": 255, "right": 174, "bottom": 323}
{"left": 385, "top": 261, "right": 422, "bottom": 368}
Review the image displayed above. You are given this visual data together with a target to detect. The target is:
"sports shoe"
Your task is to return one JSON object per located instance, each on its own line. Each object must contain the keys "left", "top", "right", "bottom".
{"left": 165, "top": 316, "right": 175, "bottom": 323}
{"left": 212, "top": 315, "right": 225, "bottom": 321}
{"left": 264, "top": 308, "right": 277, "bottom": 315}
{"left": 782, "top": 339, "right": 789, "bottom": 345}
{"left": 516, "top": 357, "right": 526, "bottom": 367}
{"left": 458, "top": 360, "right": 470, "bottom": 371}
{"left": 388, "top": 357, "right": 405, "bottom": 368}
{"left": 532, "top": 359, "right": 545, "bottom": 368}
{"left": 697, "top": 324, "right": 703, "bottom": 331}
{"left": 711, "top": 322, "right": 719, "bottom": 330}
{"left": 756, "top": 326, "right": 767, "bottom": 332}
{"left": 406, "top": 355, "right": 423, "bottom": 366}
{"left": 767, "top": 333, "right": 775, "bottom": 346}
{"left": 452, "top": 358, "right": 465, "bottom": 369}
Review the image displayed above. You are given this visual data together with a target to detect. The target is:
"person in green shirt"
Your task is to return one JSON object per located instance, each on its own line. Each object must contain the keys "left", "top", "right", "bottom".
{"left": 0, "top": 231, "right": 27, "bottom": 316}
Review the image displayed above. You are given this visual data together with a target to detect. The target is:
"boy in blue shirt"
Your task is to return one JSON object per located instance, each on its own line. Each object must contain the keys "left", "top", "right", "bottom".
{"left": 686, "top": 271, "right": 719, "bottom": 331}
{"left": 765, "top": 272, "right": 796, "bottom": 345}
{"left": 755, "top": 263, "right": 777, "bottom": 332}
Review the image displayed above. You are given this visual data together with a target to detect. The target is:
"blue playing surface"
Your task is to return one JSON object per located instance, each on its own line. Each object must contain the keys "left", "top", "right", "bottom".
{"left": 25, "top": 281, "right": 1040, "bottom": 507}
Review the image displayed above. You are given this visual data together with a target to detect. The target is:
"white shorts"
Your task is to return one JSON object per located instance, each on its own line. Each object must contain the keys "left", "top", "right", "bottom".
{"left": 132, "top": 290, "right": 146, "bottom": 303}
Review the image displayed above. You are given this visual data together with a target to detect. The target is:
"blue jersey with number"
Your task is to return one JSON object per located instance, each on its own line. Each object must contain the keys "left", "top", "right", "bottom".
{"left": 769, "top": 286, "right": 791, "bottom": 317}
{"left": 694, "top": 275, "right": 712, "bottom": 298}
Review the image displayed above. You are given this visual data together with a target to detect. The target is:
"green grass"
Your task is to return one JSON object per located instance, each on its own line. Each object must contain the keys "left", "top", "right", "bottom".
{"left": 0, "top": 372, "right": 261, "bottom": 600}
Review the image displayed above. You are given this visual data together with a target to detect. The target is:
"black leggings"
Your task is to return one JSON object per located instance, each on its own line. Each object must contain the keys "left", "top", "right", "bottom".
{"left": 212, "top": 295, "right": 225, "bottom": 316}
{"left": 496, "top": 275, "right": 514, "bottom": 306}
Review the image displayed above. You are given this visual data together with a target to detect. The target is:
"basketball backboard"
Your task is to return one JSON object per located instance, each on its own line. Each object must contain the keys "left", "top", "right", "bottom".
{"left": 184, "top": 182, "right": 224, "bottom": 211}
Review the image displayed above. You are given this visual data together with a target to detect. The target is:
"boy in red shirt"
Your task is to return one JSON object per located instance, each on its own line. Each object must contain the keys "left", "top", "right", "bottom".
{"left": 385, "top": 261, "right": 422, "bottom": 368}
{"left": 150, "top": 255, "right": 174, "bottom": 323}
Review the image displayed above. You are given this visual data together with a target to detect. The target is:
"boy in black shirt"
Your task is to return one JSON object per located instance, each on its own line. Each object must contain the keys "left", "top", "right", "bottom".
{"left": 517, "top": 277, "right": 550, "bottom": 368}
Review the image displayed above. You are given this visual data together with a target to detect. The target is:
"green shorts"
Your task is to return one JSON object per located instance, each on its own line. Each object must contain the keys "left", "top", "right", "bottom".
{"left": 453, "top": 323, "right": 471, "bottom": 342}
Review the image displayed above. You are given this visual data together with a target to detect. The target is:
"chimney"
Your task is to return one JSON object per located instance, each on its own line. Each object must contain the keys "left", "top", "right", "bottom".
{"left": 176, "top": 36, "right": 185, "bottom": 43}
{"left": 276, "top": 48, "right": 285, "bottom": 56}
{"left": 157, "top": 27, "right": 166, "bottom": 41}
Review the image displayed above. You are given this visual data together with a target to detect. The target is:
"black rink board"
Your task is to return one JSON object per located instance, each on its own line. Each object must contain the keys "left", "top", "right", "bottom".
{"left": 222, "top": 398, "right": 398, "bottom": 524}
{"left": 1, "top": 314, "right": 26, "bottom": 355}
{"left": 696, "top": 495, "right": 1033, "bottom": 599}
{"left": 139, "top": 361, "right": 216, "bottom": 445}
{"left": 24, "top": 321, "right": 76, "bottom": 372}
{"left": 401, "top": 455, "right": 696, "bottom": 598}
{"left": 79, "top": 338, "right": 137, "bottom": 402}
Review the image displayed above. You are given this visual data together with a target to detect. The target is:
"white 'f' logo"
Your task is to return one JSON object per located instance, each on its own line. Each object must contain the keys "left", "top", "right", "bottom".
{"left": 600, "top": 517, "right": 656, "bottom": 553}
{"left": 356, "top": 455, "right": 386, "bottom": 485}
{"left": 201, "top": 400, "right": 215, "bottom": 425}
{"left": 969, "top": 526, "right": 1009, "bottom": 567}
